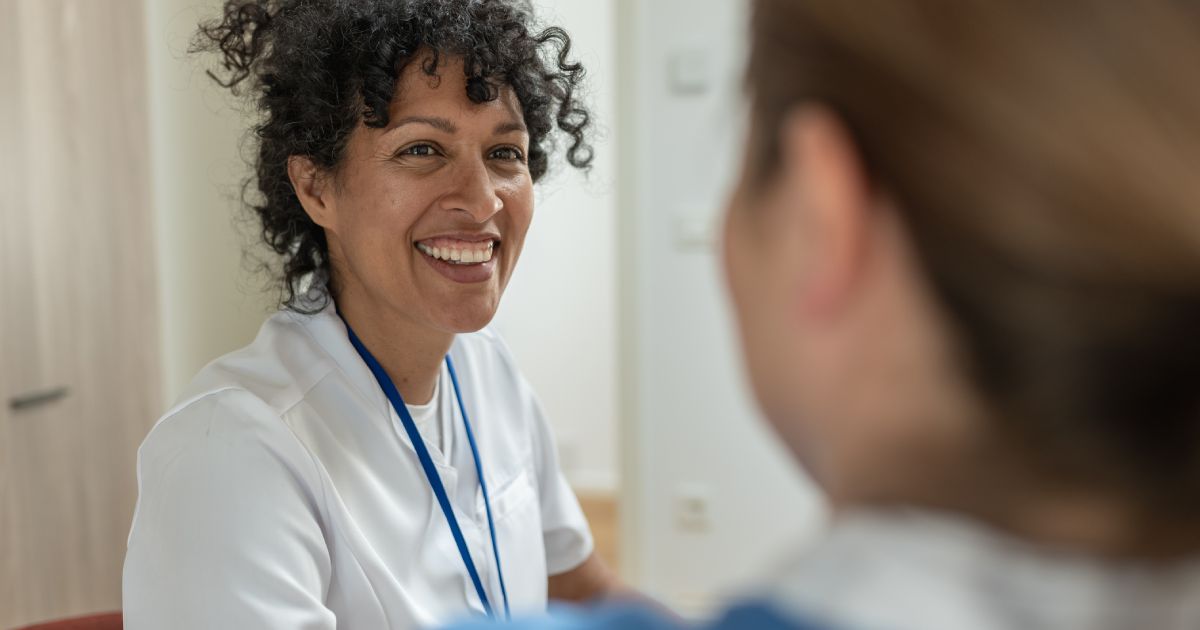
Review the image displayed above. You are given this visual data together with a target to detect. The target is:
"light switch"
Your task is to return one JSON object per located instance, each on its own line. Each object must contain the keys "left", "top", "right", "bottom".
{"left": 675, "top": 214, "right": 717, "bottom": 251}
{"left": 676, "top": 483, "right": 713, "bottom": 533}
{"left": 669, "top": 49, "right": 713, "bottom": 95}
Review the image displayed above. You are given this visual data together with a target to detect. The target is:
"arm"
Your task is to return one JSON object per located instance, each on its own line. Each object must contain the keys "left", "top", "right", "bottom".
{"left": 551, "top": 552, "right": 674, "bottom": 615}
{"left": 548, "top": 551, "right": 622, "bottom": 603}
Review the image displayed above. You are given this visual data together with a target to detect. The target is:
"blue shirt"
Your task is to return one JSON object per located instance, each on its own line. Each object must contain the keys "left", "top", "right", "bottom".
{"left": 442, "top": 600, "right": 832, "bottom": 630}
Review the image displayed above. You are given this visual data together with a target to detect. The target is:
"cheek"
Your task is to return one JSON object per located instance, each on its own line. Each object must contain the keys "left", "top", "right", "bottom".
{"left": 723, "top": 207, "right": 766, "bottom": 336}
{"left": 331, "top": 179, "right": 432, "bottom": 294}
{"left": 724, "top": 209, "right": 772, "bottom": 371}
{"left": 339, "top": 174, "right": 421, "bottom": 242}
{"left": 509, "top": 189, "right": 535, "bottom": 232}
{"left": 723, "top": 205, "right": 796, "bottom": 423}
{"left": 501, "top": 183, "right": 535, "bottom": 247}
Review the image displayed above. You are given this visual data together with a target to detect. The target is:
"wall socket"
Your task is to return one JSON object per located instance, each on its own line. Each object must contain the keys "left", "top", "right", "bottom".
{"left": 556, "top": 431, "right": 579, "bottom": 478}
{"left": 676, "top": 484, "right": 712, "bottom": 533}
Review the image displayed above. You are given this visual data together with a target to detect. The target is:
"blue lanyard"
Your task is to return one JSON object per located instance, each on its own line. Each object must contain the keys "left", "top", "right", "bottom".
{"left": 343, "top": 322, "right": 511, "bottom": 620}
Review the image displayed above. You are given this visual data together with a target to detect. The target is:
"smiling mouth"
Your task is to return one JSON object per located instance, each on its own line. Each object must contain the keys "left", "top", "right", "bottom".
{"left": 414, "top": 237, "right": 499, "bottom": 265}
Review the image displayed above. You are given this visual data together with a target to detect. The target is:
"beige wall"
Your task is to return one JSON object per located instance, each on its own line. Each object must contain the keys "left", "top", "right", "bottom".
{"left": 143, "top": 0, "right": 276, "bottom": 404}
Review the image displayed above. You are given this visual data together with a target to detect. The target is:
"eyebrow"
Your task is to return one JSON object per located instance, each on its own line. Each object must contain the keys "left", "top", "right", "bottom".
{"left": 392, "top": 116, "right": 457, "bottom": 133}
{"left": 388, "top": 116, "right": 528, "bottom": 136}
{"left": 493, "top": 121, "right": 528, "bottom": 135}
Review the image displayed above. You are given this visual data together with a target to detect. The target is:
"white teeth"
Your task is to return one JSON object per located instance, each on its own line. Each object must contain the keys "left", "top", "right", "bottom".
{"left": 417, "top": 241, "right": 496, "bottom": 265}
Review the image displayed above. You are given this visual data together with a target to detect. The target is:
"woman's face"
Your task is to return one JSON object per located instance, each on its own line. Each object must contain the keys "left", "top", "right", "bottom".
{"left": 320, "top": 56, "right": 534, "bottom": 334}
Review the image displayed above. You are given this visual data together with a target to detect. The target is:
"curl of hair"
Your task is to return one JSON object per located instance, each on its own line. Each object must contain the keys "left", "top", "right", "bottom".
{"left": 195, "top": 0, "right": 593, "bottom": 311}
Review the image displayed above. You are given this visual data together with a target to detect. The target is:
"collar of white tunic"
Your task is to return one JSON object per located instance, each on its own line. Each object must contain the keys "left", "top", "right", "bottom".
{"left": 760, "top": 509, "right": 1200, "bottom": 630}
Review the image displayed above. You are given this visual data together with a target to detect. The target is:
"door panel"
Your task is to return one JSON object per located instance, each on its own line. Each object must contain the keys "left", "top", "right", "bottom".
{"left": 1, "top": 1, "right": 159, "bottom": 626}
{"left": 1, "top": 0, "right": 31, "bottom": 623}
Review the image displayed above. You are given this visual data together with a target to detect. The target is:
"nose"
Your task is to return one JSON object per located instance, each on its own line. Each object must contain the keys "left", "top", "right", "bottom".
{"left": 439, "top": 155, "right": 503, "bottom": 223}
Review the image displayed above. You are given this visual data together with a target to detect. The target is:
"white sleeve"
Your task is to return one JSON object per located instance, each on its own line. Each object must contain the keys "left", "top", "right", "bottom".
{"left": 122, "top": 390, "right": 336, "bottom": 630}
{"left": 525, "top": 384, "right": 596, "bottom": 576}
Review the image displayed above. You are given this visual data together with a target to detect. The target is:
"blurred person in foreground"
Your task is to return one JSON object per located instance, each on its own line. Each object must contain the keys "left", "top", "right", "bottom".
{"left": 449, "top": 0, "right": 1200, "bottom": 628}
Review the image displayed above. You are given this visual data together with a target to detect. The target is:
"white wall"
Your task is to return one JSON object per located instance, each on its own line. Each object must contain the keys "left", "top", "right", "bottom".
{"left": 616, "top": 0, "right": 826, "bottom": 613}
{"left": 144, "top": 0, "right": 275, "bottom": 403}
{"left": 490, "top": 0, "right": 620, "bottom": 494}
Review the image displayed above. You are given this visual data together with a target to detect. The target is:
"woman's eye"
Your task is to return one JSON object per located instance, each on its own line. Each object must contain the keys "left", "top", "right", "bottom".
{"left": 490, "top": 147, "right": 525, "bottom": 161}
{"left": 398, "top": 144, "right": 438, "bottom": 157}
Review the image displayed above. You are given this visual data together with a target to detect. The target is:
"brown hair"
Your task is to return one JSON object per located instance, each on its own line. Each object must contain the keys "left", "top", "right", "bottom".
{"left": 746, "top": 0, "right": 1200, "bottom": 516}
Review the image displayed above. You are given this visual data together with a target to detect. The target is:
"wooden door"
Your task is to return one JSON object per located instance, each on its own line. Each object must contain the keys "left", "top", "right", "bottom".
{"left": 0, "top": 0, "right": 160, "bottom": 627}
{"left": 1, "top": 0, "right": 31, "bottom": 620}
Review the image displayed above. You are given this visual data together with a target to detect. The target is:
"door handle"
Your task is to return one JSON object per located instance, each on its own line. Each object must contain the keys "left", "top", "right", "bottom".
{"left": 9, "top": 386, "right": 70, "bottom": 412}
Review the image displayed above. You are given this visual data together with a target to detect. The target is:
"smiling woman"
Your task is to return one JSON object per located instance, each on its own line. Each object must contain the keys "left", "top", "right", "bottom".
{"left": 121, "top": 2, "right": 620, "bottom": 629}
{"left": 293, "top": 56, "right": 538, "bottom": 343}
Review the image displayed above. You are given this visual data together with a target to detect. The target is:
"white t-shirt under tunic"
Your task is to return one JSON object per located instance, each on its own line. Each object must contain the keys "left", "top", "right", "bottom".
{"left": 406, "top": 365, "right": 479, "bottom": 516}
{"left": 123, "top": 304, "right": 594, "bottom": 630}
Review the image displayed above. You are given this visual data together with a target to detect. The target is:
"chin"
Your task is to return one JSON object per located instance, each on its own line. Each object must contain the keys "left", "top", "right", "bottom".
{"left": 437, "top": 304, "right": 500, "bottom": 334}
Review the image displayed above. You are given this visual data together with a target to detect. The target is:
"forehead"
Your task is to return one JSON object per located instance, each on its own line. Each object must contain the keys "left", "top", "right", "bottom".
{"left": 387, "top": 53, "right": 523, "bottom": 123}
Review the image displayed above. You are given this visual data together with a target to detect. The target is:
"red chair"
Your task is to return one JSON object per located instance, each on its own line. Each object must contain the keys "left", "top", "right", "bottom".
{"left": 14, "top": 613, "right": 122, "bottom": 630}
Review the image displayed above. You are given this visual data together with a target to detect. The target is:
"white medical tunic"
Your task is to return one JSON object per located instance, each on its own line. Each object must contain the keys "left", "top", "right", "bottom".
{"left": 123, "top": 304, "right": 594, "bottom": 629}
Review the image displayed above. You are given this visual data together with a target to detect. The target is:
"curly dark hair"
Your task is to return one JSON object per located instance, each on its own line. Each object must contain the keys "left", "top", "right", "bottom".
{"left": 195, "top": 0, "right": 593, "bottom": 311}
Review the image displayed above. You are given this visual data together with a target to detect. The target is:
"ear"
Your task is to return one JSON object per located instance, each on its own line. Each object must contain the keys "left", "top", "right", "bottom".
{"left": 778, "top": 106, "right": 874, "bottom": 317}
{"left": 287, "top": 155, "right": 338, "bottom": 232}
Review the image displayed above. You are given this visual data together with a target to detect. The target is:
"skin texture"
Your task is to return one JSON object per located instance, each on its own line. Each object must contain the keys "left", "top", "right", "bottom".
{"left": 289, "top": 54, "right": 618, "bottom": 601}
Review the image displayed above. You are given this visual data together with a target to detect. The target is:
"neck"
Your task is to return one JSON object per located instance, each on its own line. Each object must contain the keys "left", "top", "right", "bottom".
{"left": 336, "top": 289, "right": 453, "bottom": 406}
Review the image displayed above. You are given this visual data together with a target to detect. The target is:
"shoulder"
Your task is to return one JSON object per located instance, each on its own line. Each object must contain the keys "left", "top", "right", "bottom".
{"left": 140, "top": 309, "right": 331, "bottom": 469}
{"left": 140, "top": 309, "right": 344, "bottom": 485}
{"left": 137, "top": 386, "right": 322, "bottom": 493}
{"left": 130, "top": 384, "right": 330, "bottom": 554}
{"left": 171, "top": 309, "right": 338, "bottom": 418}
{"left": 147, "top": 387, "right": 290, "bottom": 452}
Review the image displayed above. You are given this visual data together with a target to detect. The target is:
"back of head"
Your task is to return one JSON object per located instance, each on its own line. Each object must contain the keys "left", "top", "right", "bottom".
{"left": 746, "top": 0, "right": 1200, "bottom": 518}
